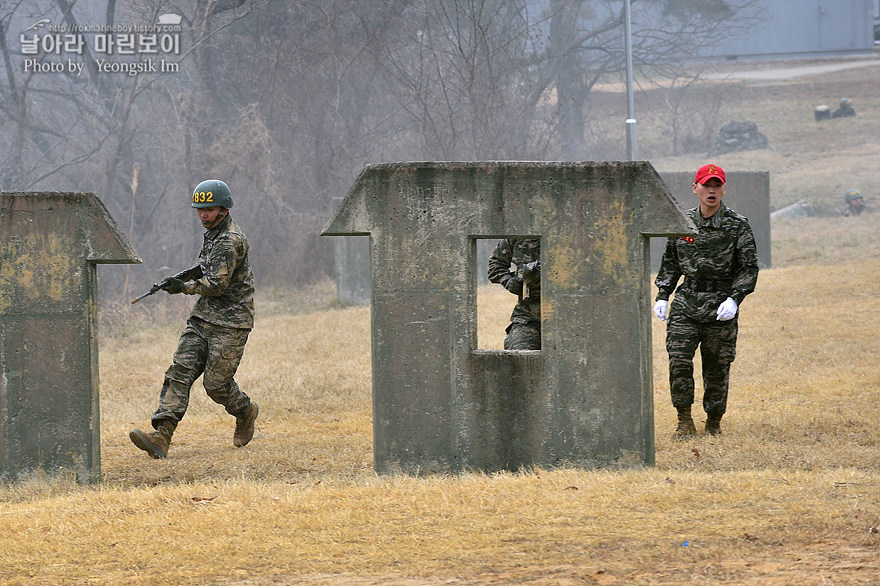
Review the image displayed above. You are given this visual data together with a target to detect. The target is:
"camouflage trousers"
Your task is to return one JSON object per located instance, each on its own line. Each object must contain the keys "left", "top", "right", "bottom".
{"left": 151, "top": 317, "right": 252, "bottom": 428}
{"left": 504, "top": 320, "right": 541, "bottom": 350}
{"left": 665, "top": 312, "right": 738, "bottom": 417}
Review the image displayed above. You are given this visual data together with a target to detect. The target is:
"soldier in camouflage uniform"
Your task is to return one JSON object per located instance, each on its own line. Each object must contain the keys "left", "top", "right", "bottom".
{"left": 488, "top": 238, "right": 541, "bottom": 350}
{"left": 831, "top": 97, "right": 856, "bottom": 119}
{"left": 842, "top": 188, "right": 865, "bottom": 216}
{"left": 653, "top": 164, "right": 758, "bottom": 438}
{"left": 129, "top": 179, "right": 259, "bottom": 459}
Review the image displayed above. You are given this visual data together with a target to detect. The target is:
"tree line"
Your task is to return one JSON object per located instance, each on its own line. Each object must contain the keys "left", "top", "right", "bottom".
{"left": 0, "top": 0, "right": 755, "bottom": 302}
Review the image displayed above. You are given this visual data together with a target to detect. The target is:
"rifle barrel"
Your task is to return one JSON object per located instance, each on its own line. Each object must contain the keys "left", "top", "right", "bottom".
{"left": 130, "top": 292, "right": 151, "bottom": 304}
{"left": 131, "top": 286, "right": 159, "bottom": 304}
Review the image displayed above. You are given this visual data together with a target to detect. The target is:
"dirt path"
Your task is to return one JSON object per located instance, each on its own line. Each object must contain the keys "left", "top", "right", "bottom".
{"left": 703, "top": 55, "right": 880, "bottom": 81}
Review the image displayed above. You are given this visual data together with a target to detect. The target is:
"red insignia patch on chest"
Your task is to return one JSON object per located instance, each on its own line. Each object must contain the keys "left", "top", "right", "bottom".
{"left": 680, "top": 236, "right": 695, "bottom": 244}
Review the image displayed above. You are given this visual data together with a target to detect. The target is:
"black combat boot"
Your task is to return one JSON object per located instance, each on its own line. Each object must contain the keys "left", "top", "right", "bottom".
{"left": 672, "top": 406, "right": 697, "bottom": 439}
{"left": 233, "top": 402, "right": 259, "bottom": 447}
{"left": 129, "top": 420, "right": 176, "bottom": 459}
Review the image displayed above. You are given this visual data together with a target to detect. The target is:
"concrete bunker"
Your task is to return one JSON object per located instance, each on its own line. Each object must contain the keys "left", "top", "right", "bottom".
{"left": 0, "top": 192, "right": 140, "bottom": 483}
{"left": 323, "top": 161, "right": 696, "bottom": 474}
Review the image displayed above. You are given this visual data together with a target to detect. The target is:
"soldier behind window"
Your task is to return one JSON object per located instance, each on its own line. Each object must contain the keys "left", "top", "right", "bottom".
{"left": 488, "top": 238, "right": 541, "bottom": 350}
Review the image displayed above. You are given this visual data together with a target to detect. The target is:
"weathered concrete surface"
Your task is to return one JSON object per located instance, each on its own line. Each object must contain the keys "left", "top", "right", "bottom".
{"left": 0, "top": 192, "right": 140, "bottom": 483}
{"left": 323, "top": 162, "right": 696, "bottom": 474}
{"left": 336, "top": 170, "right": 771, "bottom": 302}
{"left": 650, "top": 171, "right": 771, "bottom": 271}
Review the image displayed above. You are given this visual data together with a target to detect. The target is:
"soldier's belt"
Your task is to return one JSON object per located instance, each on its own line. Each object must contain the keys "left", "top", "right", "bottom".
{"left": 684, "top": 277, "right": 731, "bottom": 293}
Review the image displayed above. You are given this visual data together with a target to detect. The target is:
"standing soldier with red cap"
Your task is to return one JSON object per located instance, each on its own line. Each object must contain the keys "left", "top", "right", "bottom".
{"left": 652, "top": 164, "right": 759, "bottom": 438}
{"left": 129, "top": 179, "right": 258, "bottom": 459}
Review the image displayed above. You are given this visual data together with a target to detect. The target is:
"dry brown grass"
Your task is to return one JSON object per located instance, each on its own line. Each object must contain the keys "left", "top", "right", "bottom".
{"left": 636, "top": 60, "right": 880, "bottom": 214}
{"left": 2, "top": 60, "right": 880, "bottom": 585}
{"left": 2, "top": 253, "right": 878, "bottom": 586}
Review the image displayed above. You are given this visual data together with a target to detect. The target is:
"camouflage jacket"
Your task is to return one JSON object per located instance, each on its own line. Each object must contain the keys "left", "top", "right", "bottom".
{"left": 488, "top": 238, "right": 541, "bottom": 324}
{"left": 655, "top": 203, "right": 758, "bottom": 322}
{"left": 184, "top": 214, "right": 255, "bottom": 329}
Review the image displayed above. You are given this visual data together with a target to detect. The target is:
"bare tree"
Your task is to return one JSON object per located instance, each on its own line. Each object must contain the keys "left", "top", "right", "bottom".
{"left": 376, "top": 0, "right": 760, "bottom": 161}
{"left": 0, "top": 1, "right": 273, "bottom": 297}
{"left": 375, "top": 0, "right": 555, "bottom": 160}
{"left": 0, "top": 0, "right": 762, "bottom": 296}
{"left": 193, "top": 0, "right": 413, "bottom": 284}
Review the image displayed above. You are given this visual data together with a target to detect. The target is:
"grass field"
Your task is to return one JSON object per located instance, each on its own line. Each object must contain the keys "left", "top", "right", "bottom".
{"left": 1, "top": 58, "right": 879, "bottom": 584}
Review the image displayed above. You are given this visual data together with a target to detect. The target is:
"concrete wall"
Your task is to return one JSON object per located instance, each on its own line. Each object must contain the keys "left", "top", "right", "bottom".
{"left": 323, "top": 161, "right": 696, "bottom": 474}
{"left": 0, "top": 192, "right": 140, "bottom": 483}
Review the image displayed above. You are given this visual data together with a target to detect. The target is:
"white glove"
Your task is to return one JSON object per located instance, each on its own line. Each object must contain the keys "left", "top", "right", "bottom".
{"left": 653, "top": 300, "right": 668, "bottom": 321}
{"left": 716, "top": 297, "right": 738, "bottom": 321}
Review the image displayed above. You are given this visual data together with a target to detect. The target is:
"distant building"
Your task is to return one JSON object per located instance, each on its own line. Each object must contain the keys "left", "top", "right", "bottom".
{"left": 526, "top": 0, "right": 875, "bottom": 60}
{"left": 706, "top": 0, "right": 876, "bottom": 59}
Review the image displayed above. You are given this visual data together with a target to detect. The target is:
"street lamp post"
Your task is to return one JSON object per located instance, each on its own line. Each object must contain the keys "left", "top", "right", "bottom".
{"left": 624, "top": 0, "right": 638, "bottom": 161}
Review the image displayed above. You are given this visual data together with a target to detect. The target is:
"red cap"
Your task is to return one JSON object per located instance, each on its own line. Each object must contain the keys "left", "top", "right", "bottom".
{"left": 694, "top": 163, "right": 725, "bottom": 185}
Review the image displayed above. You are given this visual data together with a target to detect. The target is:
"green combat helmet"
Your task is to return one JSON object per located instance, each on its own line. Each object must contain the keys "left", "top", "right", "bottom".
{"left": 192, "top": 179, "right": 233, "bottom": 209}
{"left": 845, "top": 188, "right": 862, "bottom": 203}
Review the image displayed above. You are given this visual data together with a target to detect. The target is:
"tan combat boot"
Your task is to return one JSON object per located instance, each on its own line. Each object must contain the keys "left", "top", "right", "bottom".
{"left": 129, "top": 420, "right": 176, "bottom": 459}
{"left": 233, "top": 402, "right": 259, "bottom": 447}
{"left": 672, "top": 407, "right": 697, "bottom": 439}
{"left": 705, "top": 414, "right": 722, "bottom": 436}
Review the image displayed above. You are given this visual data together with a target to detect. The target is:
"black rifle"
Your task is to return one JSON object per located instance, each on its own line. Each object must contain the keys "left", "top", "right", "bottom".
{"left": 131, "top": 264, "right": 202, "bottom": 304}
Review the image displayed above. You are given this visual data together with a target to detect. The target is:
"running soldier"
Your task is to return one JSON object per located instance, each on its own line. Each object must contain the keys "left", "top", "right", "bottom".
{"left": 488, "top": 238, "right": 541, "bottom": 350}
{"left": 653, "top": 164, "right": 759, "bottom": 438}
{"left": 129, "top": 179, "right": 259, "bottom": 459}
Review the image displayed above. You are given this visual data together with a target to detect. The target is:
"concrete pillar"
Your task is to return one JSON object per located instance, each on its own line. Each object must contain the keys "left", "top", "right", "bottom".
{"left": 0, "top": 192, "right": 140, "bottom": 483}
